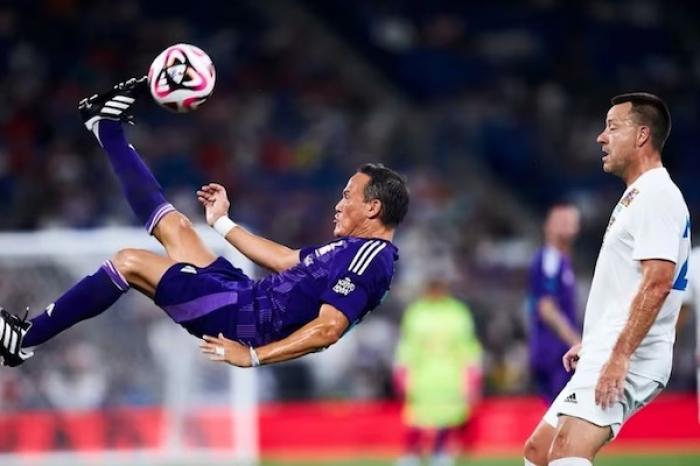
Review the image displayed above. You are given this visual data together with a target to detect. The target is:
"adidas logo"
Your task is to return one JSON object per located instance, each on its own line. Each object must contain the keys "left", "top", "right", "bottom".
{"left": 563, "top": 392, "right": 577, "bottom": 403}
{"left": 180, "top": 265, "right": 197, "bottom": 274}
{"left": 101, "top": 96, "right": 134, "bottom": 117}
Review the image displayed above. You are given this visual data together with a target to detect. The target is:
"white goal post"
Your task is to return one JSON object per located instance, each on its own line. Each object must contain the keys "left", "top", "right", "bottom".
{"left": 0, "top": 226, "right": 259, "bottom": 466}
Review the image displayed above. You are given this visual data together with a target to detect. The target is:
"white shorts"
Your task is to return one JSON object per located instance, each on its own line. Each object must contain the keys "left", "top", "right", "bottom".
{"left": 543, "top": 367, "right": 663, "bottom": 439}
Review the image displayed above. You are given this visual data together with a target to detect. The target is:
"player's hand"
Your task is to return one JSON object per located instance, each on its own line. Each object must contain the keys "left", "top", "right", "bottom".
{"left": 196, "top": 183, "right": 231, "bottom": 226}
{"left": 595, "top": 353, "right": 629, "bottom": 409}
{"left": 200, "top": 333, "right": 252, "bottom": 367}
{"left": 562, "top": 343, "right": 581, "bottom": 372}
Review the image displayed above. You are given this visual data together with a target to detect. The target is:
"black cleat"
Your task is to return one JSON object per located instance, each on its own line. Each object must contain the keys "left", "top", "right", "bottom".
{"left": 78, "top": 76, "right": 148, "bottom": 131}
{"left": 0, "top": 308, "right": 34, "bottom": 367}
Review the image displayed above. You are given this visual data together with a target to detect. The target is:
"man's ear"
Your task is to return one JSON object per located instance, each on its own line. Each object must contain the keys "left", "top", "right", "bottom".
{"left": 637, "top": 125, "right": 651, "bottom": 148}
{"left": 367, "top": 198, "right": 383, "bottom": 220}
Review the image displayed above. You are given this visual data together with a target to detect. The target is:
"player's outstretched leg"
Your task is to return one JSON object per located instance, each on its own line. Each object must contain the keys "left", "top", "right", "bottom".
{"left": 0, "top": 248, "right": 175, "bottom": 366}
{"left": 79, "top": 78, "right": 216, "bottom": 267}
{"left": 78, "top": 77, "right": 176, "bottom": 234}
{"left": 0, "top": 259, "right": 127, "bottom": 366}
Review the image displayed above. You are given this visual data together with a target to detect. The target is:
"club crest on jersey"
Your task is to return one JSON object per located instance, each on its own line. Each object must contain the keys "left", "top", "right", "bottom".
{"left": 332, "top": 277, "right": 355, "bottom": 296}
{"left": 620, "top": 188, "right": 639, "bottom": 207}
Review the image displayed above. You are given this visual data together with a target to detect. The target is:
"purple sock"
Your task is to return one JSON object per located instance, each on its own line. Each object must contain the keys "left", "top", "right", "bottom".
{"left": 95, "top": 120, "right": 175, "bottom": 233}
{"left": 22, "top": 261, "right": 129, "bottom": 347}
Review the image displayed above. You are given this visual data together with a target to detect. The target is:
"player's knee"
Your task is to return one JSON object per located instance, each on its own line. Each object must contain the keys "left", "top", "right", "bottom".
{"left": 112, "top": 248, "right": 145, "bottom": 278}
{"left": 156, "top": 211, "right": 196, "bottom": 243}
{"left": 523, "top": 435, "right": 547, "bottom": 466}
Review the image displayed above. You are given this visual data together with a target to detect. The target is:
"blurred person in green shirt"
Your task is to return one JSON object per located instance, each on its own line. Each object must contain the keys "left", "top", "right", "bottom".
{"left": 394, "top": 268, "right": 483, "bottom": 466}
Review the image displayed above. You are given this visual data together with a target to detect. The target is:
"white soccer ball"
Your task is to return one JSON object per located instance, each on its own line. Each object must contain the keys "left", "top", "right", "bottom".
{"left": 147, "top": 43, "right": 216, "bottom": 113}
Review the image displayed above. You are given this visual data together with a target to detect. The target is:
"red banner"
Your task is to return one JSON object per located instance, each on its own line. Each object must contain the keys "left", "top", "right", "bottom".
{"left": 0, "top": 394, "right": 698, "bottom": 455}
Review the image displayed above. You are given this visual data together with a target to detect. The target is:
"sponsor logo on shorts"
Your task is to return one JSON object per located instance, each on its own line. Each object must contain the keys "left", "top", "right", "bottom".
{"left": 332, "top": 277, "right": 355, "bottom": 296}
{"left": 46, "top": 303, "right": 55, "bottom": 317}
{"left": 180, "top": 265, "right": 197, "bottom": 274}
{"left": 563, "top": 392, "right": 577, "bottom": 403}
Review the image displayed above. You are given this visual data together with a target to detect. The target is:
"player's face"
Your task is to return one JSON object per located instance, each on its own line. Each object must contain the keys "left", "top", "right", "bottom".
{"left": 545, "top": 206, "right": 580, "bottom": 244}
{"left": 333, "top": 172, "right": 373, "bottom": 237}
{"left": 596, "top": 103, "right": 639, "bottom": 176}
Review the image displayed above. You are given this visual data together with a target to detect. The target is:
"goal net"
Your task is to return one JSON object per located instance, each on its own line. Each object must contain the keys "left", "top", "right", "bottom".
{"left": 0, "top": 226, "right": 259, "bottom": 466}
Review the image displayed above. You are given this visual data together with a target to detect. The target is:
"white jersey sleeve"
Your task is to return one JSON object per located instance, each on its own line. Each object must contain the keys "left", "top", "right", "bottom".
{"left": 630, "top": 186, "right": 684, "bottom": 263}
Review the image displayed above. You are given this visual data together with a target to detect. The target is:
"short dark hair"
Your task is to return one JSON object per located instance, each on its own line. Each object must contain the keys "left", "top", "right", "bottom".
{"left": 547, "top": 200, "right": 578, "bottom": 215}
{"left": 610, "top": 92, "right": 671, "bottom": 151}
{"left": 358, "top": 163, "right": 409, "bottom": 228}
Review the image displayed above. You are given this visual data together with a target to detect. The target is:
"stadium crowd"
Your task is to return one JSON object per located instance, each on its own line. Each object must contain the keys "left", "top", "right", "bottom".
{"left": 0, "top": 0, "right": 698, "bottom": 409}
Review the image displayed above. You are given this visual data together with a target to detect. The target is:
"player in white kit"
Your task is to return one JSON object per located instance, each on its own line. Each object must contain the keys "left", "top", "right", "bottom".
{"left": 523, "top": 92, "right": 690, "bottom": 466}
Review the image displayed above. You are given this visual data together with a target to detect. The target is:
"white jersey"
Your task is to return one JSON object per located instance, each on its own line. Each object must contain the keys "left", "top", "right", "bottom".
{"left": 578, "top": 167, "right": 690, "bottom": 384}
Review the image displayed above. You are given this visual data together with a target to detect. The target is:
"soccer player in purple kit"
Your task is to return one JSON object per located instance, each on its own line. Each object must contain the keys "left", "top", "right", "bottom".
{"left": 0, "top": 77, "right": 410, "bottom": 369}
{"left": 527, "top": 203, "right": 582, "bottom": 403}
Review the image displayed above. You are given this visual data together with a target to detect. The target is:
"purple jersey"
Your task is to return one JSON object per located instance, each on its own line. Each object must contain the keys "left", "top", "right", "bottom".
{"left": 155, "top": 238, "right": 398, "bottom": 348}
{"left": 253, "top": 237, "right": 398, "bottom": 345}
{"left": 527, "top": 247, "right": 578, "bottom": 367}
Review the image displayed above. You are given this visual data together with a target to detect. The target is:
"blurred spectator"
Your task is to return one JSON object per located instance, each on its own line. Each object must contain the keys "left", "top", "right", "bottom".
{"left": 393, "top": 262, "right": 482, "bottom": 466}
{"left": 38, "top": 342, "right": 108, "bottom": 448}
{"left": 41, "top": 341, "right": 107, "bottom": 410}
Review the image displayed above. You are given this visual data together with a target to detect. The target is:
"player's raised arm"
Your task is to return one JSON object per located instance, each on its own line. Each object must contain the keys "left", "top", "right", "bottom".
{"left": 200, "top": 303, "right": 349, "bottom": 366}
{"left": 197, "top": 183, "right": 300, "bottom": 272}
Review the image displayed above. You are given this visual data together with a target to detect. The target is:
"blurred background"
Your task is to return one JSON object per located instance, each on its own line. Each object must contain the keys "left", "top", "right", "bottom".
{"left": 0, "top": 1, "right": 699, "bottom": 465}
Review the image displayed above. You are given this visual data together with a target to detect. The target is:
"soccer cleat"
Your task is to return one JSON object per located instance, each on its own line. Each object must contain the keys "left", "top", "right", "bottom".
{"left": 0, "top": 308, "right": 34, "bottom": 367}
{"left": 78, "top": 76, "right": 148, "bottom": 131}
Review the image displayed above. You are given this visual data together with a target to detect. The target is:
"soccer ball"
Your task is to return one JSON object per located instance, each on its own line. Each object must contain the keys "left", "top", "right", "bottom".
{"left": 147, "top": 43, "right": 216, "bottom": 113}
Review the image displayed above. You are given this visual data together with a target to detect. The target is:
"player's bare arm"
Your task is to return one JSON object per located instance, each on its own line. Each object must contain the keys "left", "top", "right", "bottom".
{"left": 538, "top": 296, "right": 581, "bottom": 347}
{"left": 595, "top": 258, "right": 675, "bottom": 408}
{"left": 200, "top": 303, "right": 349, "bottom": 367}
{"left": 197, "top": 183, "right": 300, "bottom": 272}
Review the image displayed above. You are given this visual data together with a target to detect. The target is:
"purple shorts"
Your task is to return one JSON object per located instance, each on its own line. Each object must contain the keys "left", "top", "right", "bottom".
{"left": 154, "top": 257, "right": 255, "bottom": 339}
